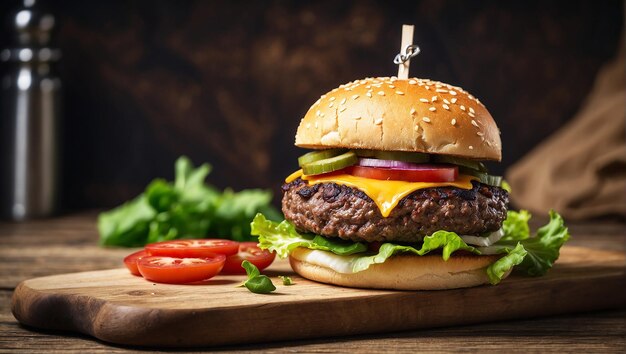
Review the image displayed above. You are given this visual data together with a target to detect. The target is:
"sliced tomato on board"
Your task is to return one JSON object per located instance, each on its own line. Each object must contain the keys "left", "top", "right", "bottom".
{"left": 145, "top": 239, "right": 239, "bottom": 258}
{"left": 350, "top": 164, "right": 458, "bottom": 183}
{"left": 123, "top": 249, "right": 149, "bottom": 276}
{"left": 137, "top": 254, "right": 226, "bottom": 284}
{"left": 221, "top": 242, "right": 276, "bottom": 274}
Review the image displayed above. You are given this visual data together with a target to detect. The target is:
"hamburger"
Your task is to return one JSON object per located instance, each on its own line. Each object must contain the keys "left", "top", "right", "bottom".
{"left": 252, "top": 77, "right": 570, "bottom": 290}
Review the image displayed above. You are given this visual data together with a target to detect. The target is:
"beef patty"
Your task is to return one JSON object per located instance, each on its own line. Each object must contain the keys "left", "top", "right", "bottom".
{"left": 281, "top": 178, "right": 509, "bottom": 243}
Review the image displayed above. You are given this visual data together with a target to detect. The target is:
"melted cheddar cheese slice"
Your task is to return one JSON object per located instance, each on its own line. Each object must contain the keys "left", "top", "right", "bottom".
{"left": 285, "top": 169, "right": 476, "bottom": 217}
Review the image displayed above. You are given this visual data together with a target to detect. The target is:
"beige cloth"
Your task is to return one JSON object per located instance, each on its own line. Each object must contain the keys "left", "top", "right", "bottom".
{"left": 506, "top": 41, "right": 626, "bottom": 220}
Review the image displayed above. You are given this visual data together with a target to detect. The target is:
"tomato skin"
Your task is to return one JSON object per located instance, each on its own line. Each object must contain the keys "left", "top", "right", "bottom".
{"left": 145, "top": 239, "right": 239, "bottom": 258}
{"left": 137, "top": 254, "right": 226, "bottom": 284}
{"left": 221, "top": 242, "right": 276, "bottom": 274}
{"left": 350, "top": 165, "right": 458, "bottom": 183}
{"left": 124, "top": 250, "right": 149, "bottom": 276}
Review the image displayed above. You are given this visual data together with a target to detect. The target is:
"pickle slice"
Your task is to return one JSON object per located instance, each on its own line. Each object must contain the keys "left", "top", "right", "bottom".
{"left": 354, "top": 150, "right": 430, "bottom": 164}
{"left": 460, "top": 168, "right": 502, "bottom": 187}
{"left": 298, "top": 149, "right": 346, "bottom": 167}
{"left": 433, "top": 155, "right": 487, "bottom": 172}
{"left": 302, "top": 151, "right": 358, "bottom": 175}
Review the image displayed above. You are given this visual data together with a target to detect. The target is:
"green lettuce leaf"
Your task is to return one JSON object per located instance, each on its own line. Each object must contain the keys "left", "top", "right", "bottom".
{"left": 250, "top": 214, "right": 368, "bottom": 257}
{"left": 514, "top": 210, "right": 570, "bottom": 276}
{"left": 501, "top": 210, "right": 532, "bottom": 241}
{"left": 251, "top": 214, "right": 479, "bottom": 273}
{"left": 251, "top": 210, "right": 570, "bottom": 285}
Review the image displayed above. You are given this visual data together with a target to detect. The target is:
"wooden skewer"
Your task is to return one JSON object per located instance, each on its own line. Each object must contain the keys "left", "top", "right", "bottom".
{"left": 397, "top": 24, "right": 414, "bottom": 79}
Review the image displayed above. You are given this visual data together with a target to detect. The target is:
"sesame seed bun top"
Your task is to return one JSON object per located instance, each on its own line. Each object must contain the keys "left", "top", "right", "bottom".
{"left": 295, "top": 77, "right": 502, "bottom": 161}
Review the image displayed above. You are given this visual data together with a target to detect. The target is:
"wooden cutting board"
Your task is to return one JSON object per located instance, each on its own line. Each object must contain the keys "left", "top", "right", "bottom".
{"left": 11, "top": 246, "right": 626, "bottom": 348}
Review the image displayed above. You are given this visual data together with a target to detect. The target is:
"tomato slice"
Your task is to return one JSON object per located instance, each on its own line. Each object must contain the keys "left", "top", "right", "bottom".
{"left": 221, "top": 242, "right": 276, "bottom": 274}
{"left": 350, "top": 165, "right": 458, "bottom": 182}
{"left": 137, "top": 254, "right": 226, "bottom": 284}
{"left": 145, "top": 239, "right": 239, "bottom": 258}
{"left": 123, "top": 249, "right": 149, "bottom": 276}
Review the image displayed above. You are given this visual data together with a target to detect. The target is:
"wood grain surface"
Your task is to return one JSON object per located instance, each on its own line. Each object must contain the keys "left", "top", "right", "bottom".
{"left": 1, "top": 213, "right": 625, "bottom": 352}
{"left": 11, "top": 245, "right": 626, "bottom": 348}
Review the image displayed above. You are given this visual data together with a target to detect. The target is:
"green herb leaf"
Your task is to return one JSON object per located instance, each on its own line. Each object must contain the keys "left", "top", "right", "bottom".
{"left": 97, "top": 156, "right": 282, "bottom": 246}
{"left": 278, "top": 275, "right": 294, "bottom": 285}
{"left": 242, "top": 260, "right": 276, "bottom": 294}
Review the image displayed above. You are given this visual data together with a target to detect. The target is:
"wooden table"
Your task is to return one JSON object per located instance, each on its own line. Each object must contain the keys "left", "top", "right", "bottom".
{"left": 1, "top": 212, "right": 625, "bottom": 352}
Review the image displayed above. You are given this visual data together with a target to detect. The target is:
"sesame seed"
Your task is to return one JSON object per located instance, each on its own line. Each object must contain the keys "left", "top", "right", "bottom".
{"left": 320, "top": 112, "right": 324, "bottom": 117}
{"left": 485, "top": 141, "right": 492, "bottom": 147}
{"left": 340, "top": 98, "right": 346, "bottom": 105}
{"left": 469, "top": 107, "right": 475, "bottom": 114}
{"left": 410, "top": 108, "right": 416, "bottom": 115}
{"left": 477, "top": 131, "right": 484, "bottom": 136}
{"left": 425, "top": 85, "right": 430, "bottom": 90}
{"left": 365, "top": 85, "right": 371, "bottom": 89}
{"left": 396, "top": 91, "right": 404, "bottom": 95}
{"left": 471, "top": 120, "right": 479, "bottom": 127}
{"left": 329, "top": 102, "right": 334, "bottom": 108}
{"left": 451, "top": 98, "right": 458, "bottom": 104}
{"left": 352, "top": 95, "right": 359, "bottom": 100}
{"left": 332, "top": 88, "right": 338, "bottom": 93}
{"left": 435, "top": 84, "right": 442, "bottom": 88}
{"left": 443, "top": 99, "right": 450, "bottom": 104}
{"left": 451, "top": 118, "right": 457, "bottom": 125}
{"left": 443, "top": 104, "right": 450, "bottom": 110}
{"left": 469, "top": 112, "right": 476, "bottom": 118}
{"left": 469, "top": 145, "right": 474, "bottom": 150}
{"left": 409, "top": 79, "right": 417, "bottom": 85}
{"left": 315, "top": 122, "right": 319, "bottom": 128}
{"left": 306, "top": 123, "right": 311, "bottom": 129}
{"left": 429, "top": 107, "right": 436, "bottom": 112}
{"left": 354, "top": 116, "right": 361, "bottom": 120}
{"left": 389, "top": 85, "right": 395, "bottom": 89}
{"left": 378, "top": 91, "right": 385, "bottom": 96}
{"left": 374, "top": 118, "right": 383, "bottom": 125}
{"left": 414, "top": 125, "right": 419, "bottom": 131}
{"left": 422, "top": 117, "right": 431, "bottom": 123}
{"left": 436, "top": 89, "right": 448, "bottom": 93}
{"left": 420, "top": 98, "right": 429, "bottom": 103}
{"left": 460, "top": 105, "right": 466, "bottom": 111}
{"left": 366, "top": 92, "right": 372, "bottom": 98}
{"left": 316, "top": 110, "right": 321, "bottom": 116}
{"left": 431, "top": 96, "right": 438, "bottom": 102}
{"left": 339, "top": 107, "right": 346, "bottom": 112}
{"left": 449, "top": 90, "right": 457, "bottom": 96}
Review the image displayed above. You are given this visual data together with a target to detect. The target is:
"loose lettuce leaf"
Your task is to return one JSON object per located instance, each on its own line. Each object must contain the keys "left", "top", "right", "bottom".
{"left": 98, "top": 195, "right": 156, "bottom": 247}
{"left": 251, "top": 210, "right": 570, "bottom": 285}
{"left": 98, "top": 156, "right": 282, "bottom": 246}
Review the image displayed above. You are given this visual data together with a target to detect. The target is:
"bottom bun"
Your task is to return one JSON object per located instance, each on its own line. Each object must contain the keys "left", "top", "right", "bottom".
{"left": 289, "top": 248, "right": 509, "bottom": 290}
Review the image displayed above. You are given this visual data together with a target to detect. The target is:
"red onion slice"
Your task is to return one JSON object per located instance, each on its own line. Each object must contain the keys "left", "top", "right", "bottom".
{"left": 358, "top": 158, "right": 420, "bottom": 169}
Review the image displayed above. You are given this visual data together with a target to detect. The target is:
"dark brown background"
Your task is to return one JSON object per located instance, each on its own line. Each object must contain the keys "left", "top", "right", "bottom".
{"left": 0, "top": 0, "right": 623, "bottom": 210}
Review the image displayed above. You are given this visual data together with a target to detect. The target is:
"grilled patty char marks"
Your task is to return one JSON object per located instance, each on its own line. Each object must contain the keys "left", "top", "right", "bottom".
{"left": 281, "top": 178, "right": 509, "bottom": 243}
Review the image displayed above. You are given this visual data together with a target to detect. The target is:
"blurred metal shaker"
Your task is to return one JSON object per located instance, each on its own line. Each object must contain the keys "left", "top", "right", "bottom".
{"left": 1, "top": 0, "right": 61, "bottom": 220}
